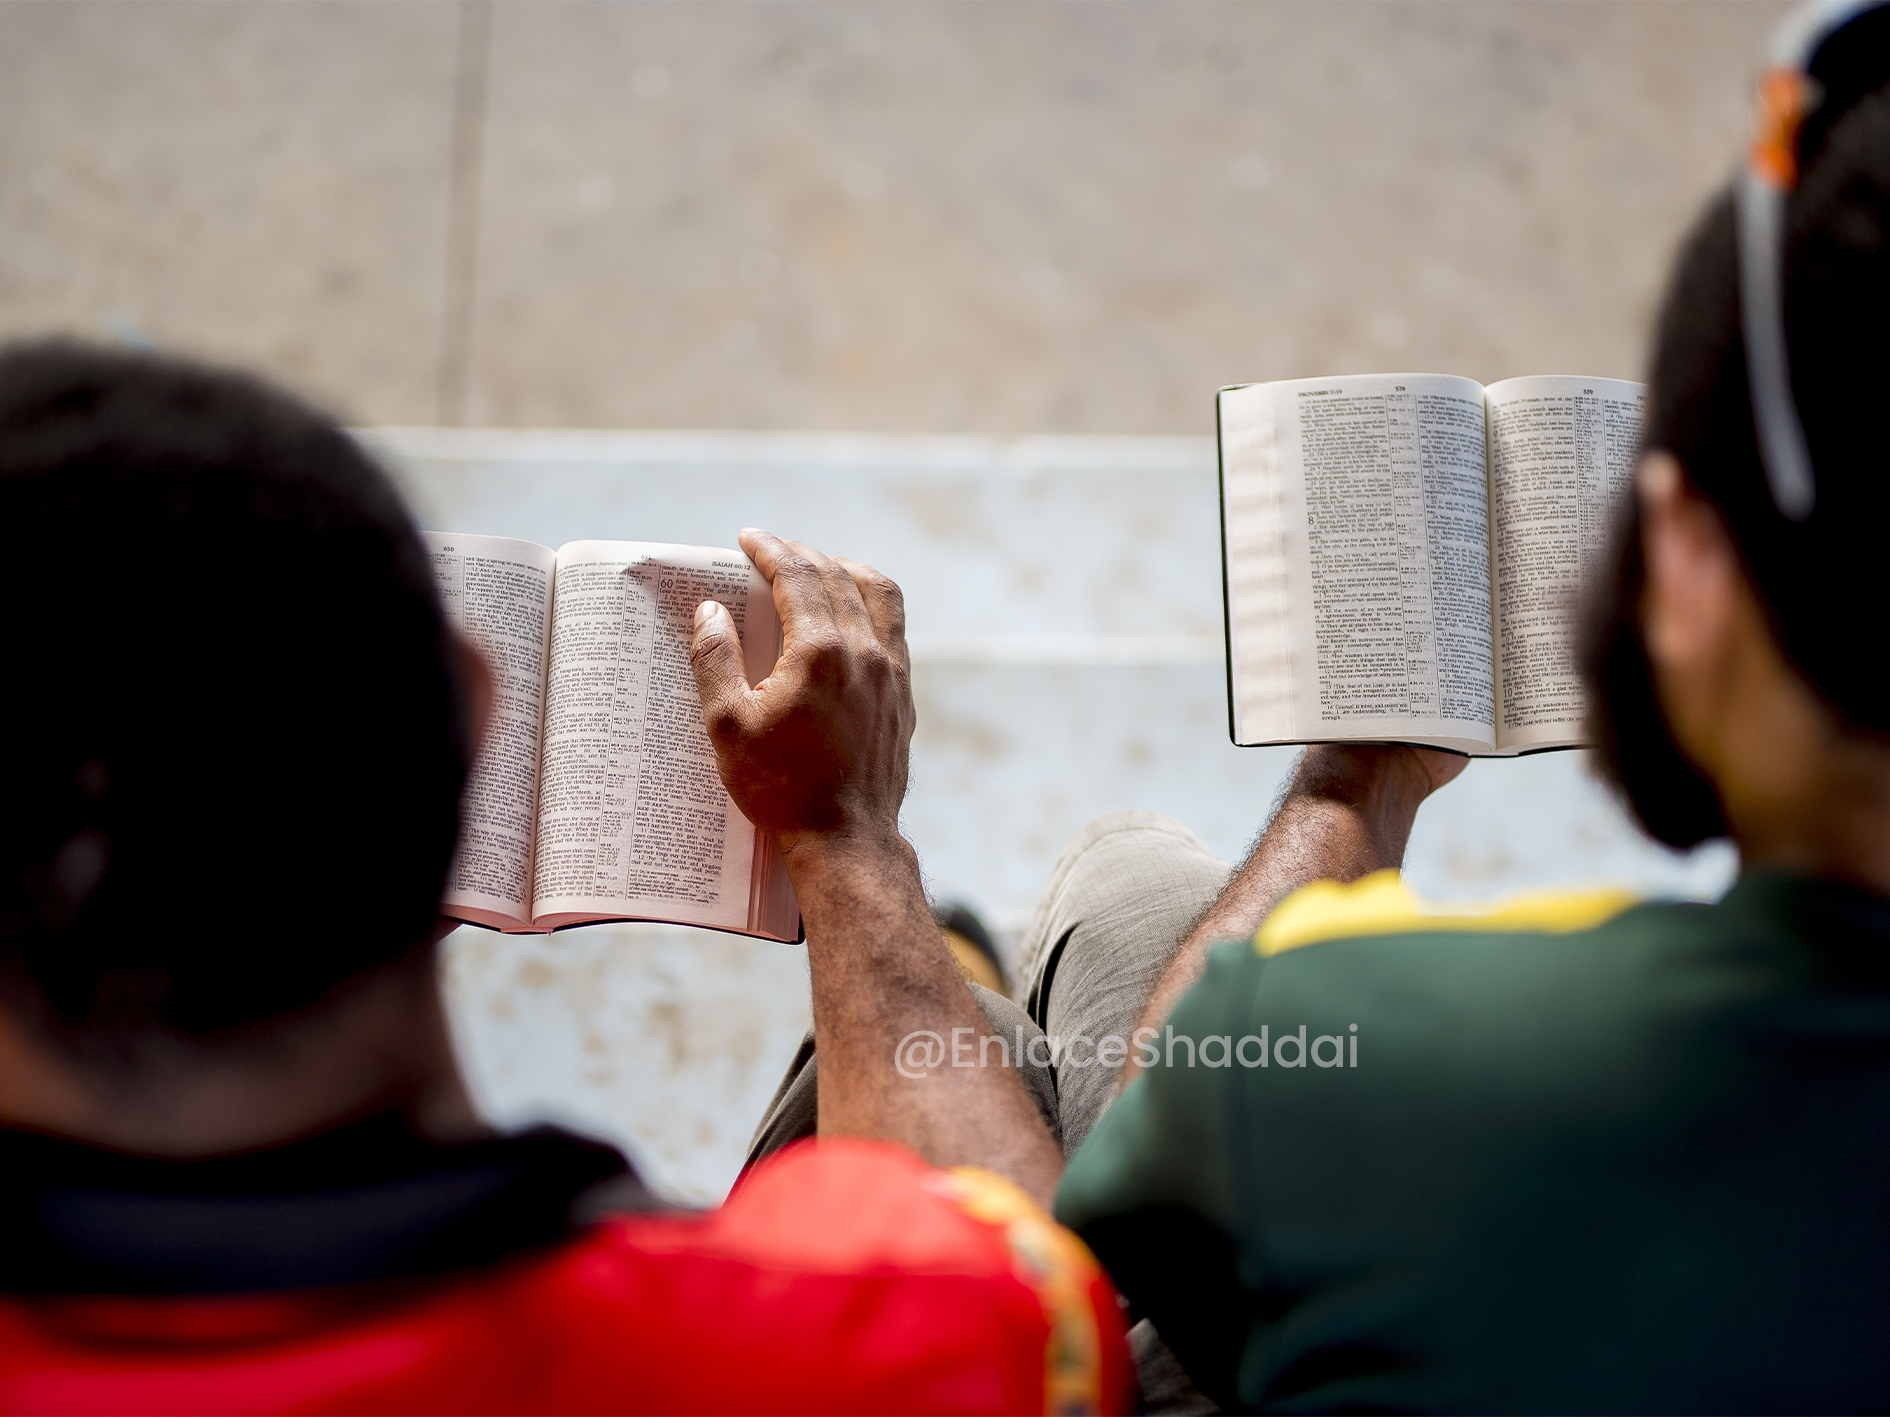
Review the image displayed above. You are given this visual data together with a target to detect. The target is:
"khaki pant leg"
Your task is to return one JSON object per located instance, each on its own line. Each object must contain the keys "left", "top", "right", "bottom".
{"left": 1014, "top": 810, "right": 1231, "bottom": 1156}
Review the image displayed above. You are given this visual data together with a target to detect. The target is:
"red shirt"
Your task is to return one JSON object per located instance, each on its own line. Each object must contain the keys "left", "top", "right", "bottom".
{"left": 0, "top": 1136, "right": 1130, "bottom": 1415}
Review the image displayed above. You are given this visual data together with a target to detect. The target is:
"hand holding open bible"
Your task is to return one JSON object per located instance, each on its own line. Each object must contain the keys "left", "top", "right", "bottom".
{"left": 1218, "top": 373, "right": 1646, "bottom": 756}
{"left": 424, "top": 533, "right": 798, "bottom": 941}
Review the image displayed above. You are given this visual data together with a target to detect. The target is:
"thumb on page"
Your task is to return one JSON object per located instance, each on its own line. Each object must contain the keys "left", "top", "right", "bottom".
{"left": 689, "top": 600, "right": 751, "bottom": 744}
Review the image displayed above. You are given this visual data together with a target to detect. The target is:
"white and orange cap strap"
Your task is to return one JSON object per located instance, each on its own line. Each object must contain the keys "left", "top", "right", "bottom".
{"left": 1737, "top": 0, "right": 1890, "bottom": 521}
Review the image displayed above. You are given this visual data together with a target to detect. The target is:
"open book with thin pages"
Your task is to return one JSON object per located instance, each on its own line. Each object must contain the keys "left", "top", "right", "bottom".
{"left": 1218, "top": 373, "right": 1646, "bottom": 757}
{"left": 424, "top": 532, "right": 799, "bottom": 942}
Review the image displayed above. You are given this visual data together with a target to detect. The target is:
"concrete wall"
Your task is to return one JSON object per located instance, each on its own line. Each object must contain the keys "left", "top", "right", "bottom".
{"left": 385, "top": 427, "right": 1738, "bottom": 1202}
{"left": 4, "top": 1, "right": 1782, "bottom": 431}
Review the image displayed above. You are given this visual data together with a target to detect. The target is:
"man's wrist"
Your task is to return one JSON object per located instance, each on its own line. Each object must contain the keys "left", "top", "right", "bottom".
{"left": 1294, "top": 744, "right": 1435, "bottom": 811}
{"left": 1287, "top": 744, "right": 1442, "bottom": 855}
{"left": 775, "top": 822, "right": 920, "bottom": 891}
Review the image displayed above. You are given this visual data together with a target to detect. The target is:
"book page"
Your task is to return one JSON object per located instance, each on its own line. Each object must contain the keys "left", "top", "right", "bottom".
{"left": 424, "top": 531, "right": 556, "bottom": 930}
{"left": 530, "top": 541, "right": 788, "bottom": 937}
{"left": 1486, "top": 376, "right": 1645, "bottom": 752}
{"left": 1221, "top": 374, "right": 1497, "bottom": 754}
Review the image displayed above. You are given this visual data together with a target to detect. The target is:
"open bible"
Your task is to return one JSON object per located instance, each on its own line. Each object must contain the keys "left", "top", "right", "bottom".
{"left": 1218, "top": 373, "right": 1646, "bottom": 756}
{"left": 423, "top": 532, "right": 799, "bottom": 941}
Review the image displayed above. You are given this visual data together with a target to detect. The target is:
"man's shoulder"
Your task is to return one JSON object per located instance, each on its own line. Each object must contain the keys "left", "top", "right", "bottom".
{"left": 1257, "top": 869, "right": 1649, "bottom": 958}
{"left": 1195, "top": 869, "right": 1728, "bottom": 1005}
{"left": 1159, "top": 872, "right": 1748, "bottom": 1110}
{"left": 595, "top": 1136, "right": 1048, "bottom": 1278}
{"left": 563, "top": 1139, "right": 1129, "bottom": 1413}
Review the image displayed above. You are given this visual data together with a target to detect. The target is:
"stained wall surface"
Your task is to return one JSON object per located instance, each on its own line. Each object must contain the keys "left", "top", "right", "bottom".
{"left": 3, "top": 1, "right": 1778, "bottom": 1199}
{"left": 383, "top": 428, "right": 1738, "bottom": 1201}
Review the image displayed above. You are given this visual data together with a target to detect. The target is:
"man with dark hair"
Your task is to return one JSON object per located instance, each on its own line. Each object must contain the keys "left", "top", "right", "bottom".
{"left": 1046, "top": 20, "right": 1890, "bottom": 1415}
{"left": 0, "top": 343, "right": 1128, "bottom": 1413}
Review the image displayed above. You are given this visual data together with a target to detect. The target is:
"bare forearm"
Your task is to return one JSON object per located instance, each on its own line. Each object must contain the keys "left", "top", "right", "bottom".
{"left": 691, "top": 531, "right": 1067, "bottom": 1206}
{"left": 785, "top": 833, "right": 1064, "bottom": 1208}
{"left": 1131, "top": 746, "right": 1453, "bottom": 1060}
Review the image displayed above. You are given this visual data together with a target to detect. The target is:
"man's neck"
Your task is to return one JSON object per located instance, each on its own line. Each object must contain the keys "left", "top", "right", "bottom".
{"left": 0, "top": 949, "right": 486, "bottom": 1157}
{"left": 1730, "top": 735, "right": 1890, "bottom": 897}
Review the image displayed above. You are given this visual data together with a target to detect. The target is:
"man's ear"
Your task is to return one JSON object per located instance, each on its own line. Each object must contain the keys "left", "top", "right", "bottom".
{"left": 453, "top": 632, "right": 496, "bottom": 762}
{"left": 1637, "top": 451, "right": 1740, "bottom": 677}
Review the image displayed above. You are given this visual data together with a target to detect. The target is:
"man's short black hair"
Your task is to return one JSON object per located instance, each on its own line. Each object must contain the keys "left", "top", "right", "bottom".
{"left": 0, "top": 342, "right": 468, "bottom": 1044}
{"left": 1585, "top": 83, "right": 1890, "bottom": 847}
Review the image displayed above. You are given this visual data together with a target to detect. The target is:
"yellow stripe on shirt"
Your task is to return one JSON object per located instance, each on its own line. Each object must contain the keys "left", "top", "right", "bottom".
{"left": 927, "top": 1166, "right": 1108, "bottom": 1416}
{"left": 1255, "top": 869, "right": 1639, "bottom": 958}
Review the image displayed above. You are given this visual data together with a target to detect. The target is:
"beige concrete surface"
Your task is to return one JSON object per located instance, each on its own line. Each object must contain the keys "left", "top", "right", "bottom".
{"left": 3, "top": 0, "right": 1785, "bottom": 433}
{"left": 0, "top": 1, "right": 460, "bottom": 424}
{"left": 470, "top": 1, "right": 1784, "bottom": 430}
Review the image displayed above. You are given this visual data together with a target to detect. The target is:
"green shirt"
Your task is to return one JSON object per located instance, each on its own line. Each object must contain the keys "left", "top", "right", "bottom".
{"left": 1056, "top": 870, "right": 1890, "bottom": 1413}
